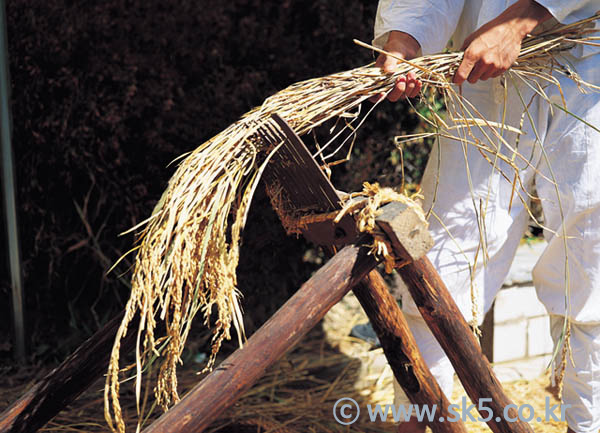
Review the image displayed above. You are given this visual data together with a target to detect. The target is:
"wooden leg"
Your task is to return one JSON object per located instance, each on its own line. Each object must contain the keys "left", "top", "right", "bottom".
{"left": 352, "top": 270, "right": 467, "bottom": 433}
{"left": 142, "top": 242, "right": 379, "bottom": 433}
{"left": 0, "top": 312, "right": 138, "bottom": 433}
{"left": 397, "top": 257, "right": 534, "bottom": 433}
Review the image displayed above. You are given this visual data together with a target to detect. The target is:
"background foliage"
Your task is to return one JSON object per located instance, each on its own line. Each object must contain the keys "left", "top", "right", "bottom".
{"left": 0, "top": 0, "right": 430, "bottom": 363}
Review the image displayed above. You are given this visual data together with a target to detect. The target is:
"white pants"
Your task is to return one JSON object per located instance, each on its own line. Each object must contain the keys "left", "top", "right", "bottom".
{"left": 393, "top": 315, "right": 600, "bottom": 432}
{"left": 392, "top": 53, "right": 600, "bottom": 432}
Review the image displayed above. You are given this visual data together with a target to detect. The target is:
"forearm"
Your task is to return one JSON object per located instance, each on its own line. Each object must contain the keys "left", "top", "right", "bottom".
{"left": 496, "top": 0, "right": 553, "bottom": 40}
{"left": 454, "top": 0, "right": 553, "bottom": 84}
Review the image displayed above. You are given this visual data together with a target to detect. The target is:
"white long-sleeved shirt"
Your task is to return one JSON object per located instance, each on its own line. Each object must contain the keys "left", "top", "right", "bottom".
{"left": 374, "top": 0, "right": 600, "bottom": 57}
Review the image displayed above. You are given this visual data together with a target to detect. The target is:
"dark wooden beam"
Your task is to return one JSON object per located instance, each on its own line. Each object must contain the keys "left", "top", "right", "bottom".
{"left": 264, "top": 114, "right": 466, "bottom": 433}
{"left": 352, "top": 271, "right": 467, "bottom": 433}
{"left": 397, "top": 258, "right": 533, "bottom": 433}
{"left": 481, "top": 301, "right": 495, "bottom": 362}
{"left": 143, "top": 241, "right": 379, "bottom": 433}
{"left": 0, "top": 312, "right": 138, "bottom": 433}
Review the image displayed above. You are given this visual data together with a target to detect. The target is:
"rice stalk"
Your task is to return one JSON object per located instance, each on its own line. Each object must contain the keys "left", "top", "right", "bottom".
{"left": 105, "top": 14, "right": 600, "bottom": 432}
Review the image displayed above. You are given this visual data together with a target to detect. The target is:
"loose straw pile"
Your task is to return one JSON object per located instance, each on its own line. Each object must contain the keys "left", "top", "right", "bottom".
{"left": 106, "top": 14, "right": 600, "bottom": 432}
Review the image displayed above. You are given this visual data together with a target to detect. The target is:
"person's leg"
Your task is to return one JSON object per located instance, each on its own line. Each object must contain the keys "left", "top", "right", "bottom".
{"left": 397, "top": 77, "right": 546, "bottom": 321}
{"left": 531, "top": 73, "right": 600, "bottom": 323}
{"left": 529, "top": 53, "right": 600, "bottom": 433}
{"left": 550, "top": 316, "right": 600, "bottom": 433}
{"left": 392, "top": 79, "right": 541, "bottom": 430}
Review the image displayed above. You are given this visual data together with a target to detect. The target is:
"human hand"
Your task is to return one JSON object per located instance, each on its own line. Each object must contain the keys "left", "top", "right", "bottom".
{"left": 454, "top": 0, "right": 551, "bottom": 85}
{"left": 373, "top": 31, "right": 422, "bottom": 102}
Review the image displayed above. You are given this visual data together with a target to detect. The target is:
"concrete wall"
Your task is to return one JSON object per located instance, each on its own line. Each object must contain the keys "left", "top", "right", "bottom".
{"left": 493, "top": 285, "right": 553, "bottom": 362}
{"left": 484, "top": 241, "right": 554, "bottom": 380}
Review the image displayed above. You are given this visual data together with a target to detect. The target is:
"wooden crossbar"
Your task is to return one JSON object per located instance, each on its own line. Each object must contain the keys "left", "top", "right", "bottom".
{"left": 0, "top": 114, "right": 532, "bottom": 433}
{"left": 143, "top": 115, "right": 468, "bottom": 433}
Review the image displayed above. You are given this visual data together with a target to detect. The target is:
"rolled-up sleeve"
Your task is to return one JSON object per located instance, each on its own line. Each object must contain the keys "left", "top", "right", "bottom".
{"left": 373, "top": 0, "right": 465, "bottom": 55}
{"left": 534, "top": 0, "right": 600, "bottom": 57}
{"left": 535, "top": 0, "right": 600, "bottom": 24}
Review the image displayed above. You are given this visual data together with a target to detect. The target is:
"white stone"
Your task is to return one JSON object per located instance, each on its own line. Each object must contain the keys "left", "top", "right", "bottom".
{"left": 494, "top": 319, "right": 527, "bottom": 362}
{"left": 528, "top": 316, "right": 554, "bottom": 357}
{"left": 494, "top": 286, "right": 548, "bottom": 324}
{"left": 503, "top": 240, "right": 547, "bottom": 286}
{"left": 492, "top": 354, "right": 552, "bottom": 382}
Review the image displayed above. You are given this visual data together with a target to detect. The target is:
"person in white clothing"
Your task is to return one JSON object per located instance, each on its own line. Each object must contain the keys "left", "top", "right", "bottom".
{"left": 372, "top": 1, "right": 600, "bottom": 432}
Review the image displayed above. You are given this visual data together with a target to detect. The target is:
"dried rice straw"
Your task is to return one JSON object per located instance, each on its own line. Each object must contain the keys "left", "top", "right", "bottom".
{"left": 105, "top": 14, "right": 600, "bottom": 432}
{"left": 335, "top": 181, "right": 426, "bottom": 273}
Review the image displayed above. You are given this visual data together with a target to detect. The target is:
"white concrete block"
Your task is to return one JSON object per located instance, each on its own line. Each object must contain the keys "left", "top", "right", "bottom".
{"left": 528, "top": 316, "right": 554, "bottom": 357}
{"left": 494, "top": 286, "right": 548, "bottom": 323}
{"left": 493, "top": 354, "right": 552, "bottom": 382}
{"left": 494, "top": 319, "right": 527, "bottom": 362}
{"left": 503, "top": 241, "right": 547, "bottom": 286}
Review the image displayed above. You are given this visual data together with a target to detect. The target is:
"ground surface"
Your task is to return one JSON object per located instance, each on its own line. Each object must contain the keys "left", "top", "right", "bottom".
{"left": 324, "top": 290, "right": 567, "bottom": 433}
{"left": 1, "top": 285, "right": 567, "bottom": 433}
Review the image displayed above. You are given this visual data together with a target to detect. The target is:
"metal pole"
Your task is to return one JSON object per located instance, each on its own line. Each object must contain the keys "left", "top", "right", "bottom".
{"left": 0, "top": 0, "right": 25, "bottom": 360}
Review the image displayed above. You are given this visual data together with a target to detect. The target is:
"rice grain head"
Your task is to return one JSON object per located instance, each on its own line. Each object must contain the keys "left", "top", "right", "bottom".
{"left": 105, "top": 14, "right": 600, "bottom": 432}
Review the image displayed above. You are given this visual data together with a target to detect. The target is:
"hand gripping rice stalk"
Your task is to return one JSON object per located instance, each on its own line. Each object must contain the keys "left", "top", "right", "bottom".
{"left": 105, "top": 14, "right": 600, "bottom": 432}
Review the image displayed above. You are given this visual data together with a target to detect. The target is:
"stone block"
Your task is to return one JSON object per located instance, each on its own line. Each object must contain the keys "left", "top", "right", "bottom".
{"left": 494, "top": 319, "right": 527, "bottom": 362}
{"left": 528, "top": 316, "right": 554, "bottom": 357}
{"left": 494, "top": 286, "right": 548, "bottom": 324}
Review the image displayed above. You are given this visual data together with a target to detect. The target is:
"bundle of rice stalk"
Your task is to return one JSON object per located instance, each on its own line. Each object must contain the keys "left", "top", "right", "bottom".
{"left": 105, "top": 14, "right": 600, "bottom": 432}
